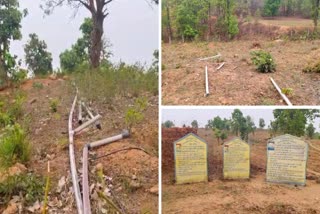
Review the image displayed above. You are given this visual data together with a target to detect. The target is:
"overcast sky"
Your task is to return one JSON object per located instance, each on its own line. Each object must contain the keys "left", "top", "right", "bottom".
{"left": 10, "top": 0, "right": 159, "bottom": 69}
{"left": 162, "top": 108, "right": 320, "bottom": 131}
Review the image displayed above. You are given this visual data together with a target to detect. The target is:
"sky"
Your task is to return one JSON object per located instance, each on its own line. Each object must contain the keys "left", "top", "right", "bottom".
{"left": 10, "top": 0, "right": 159, "bottom": 69}
{"left": 162, "top": 108, "right": 320, "bottom": 131}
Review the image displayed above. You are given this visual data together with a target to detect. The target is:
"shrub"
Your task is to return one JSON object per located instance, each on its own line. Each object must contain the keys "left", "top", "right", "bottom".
{"left": 250, "top": 50, "right": 276, "bottom": 73}
{"left": 7, "top": 92, "right": 25, "bottom": 121}
{"left": 281, "top": 88, "right": 294, "bottom": 96}
{"left": 0, "top": 174, "right": 44, "bottom": 205}
{"left": 32, "top": 82, "right": 44, "bottom": 89}
{"left": 124, "top": 97, "right": 148, "bottom": 130}
{"left": 0, "top": 124, "right": 31, "bottom": 168}
{"left": 303, "top": 61, "right": 320, "bottom": 73}
{"left": 49, "top": 98, "right": 59, "bottom": 113}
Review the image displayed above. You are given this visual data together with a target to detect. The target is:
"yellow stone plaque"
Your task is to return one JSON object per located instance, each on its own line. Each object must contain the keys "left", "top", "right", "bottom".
{"left": 266, "top": 134, "right": 308, "bottom": 186}
{"left": 174, "top": 133, "right": 208, "bottom": 184}
{"left": 223, "top": 138, "right": 250, "bottom": 179}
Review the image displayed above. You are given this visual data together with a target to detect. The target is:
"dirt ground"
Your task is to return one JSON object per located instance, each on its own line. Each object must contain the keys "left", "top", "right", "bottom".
{"left": 0, "top": 77, "right": 158, "bottom": 213}
{"left": 162, "top": 129, "right": 320, "bottom": 214}
{"left": 162, "top": 37, "right": 320, "bottom": 105}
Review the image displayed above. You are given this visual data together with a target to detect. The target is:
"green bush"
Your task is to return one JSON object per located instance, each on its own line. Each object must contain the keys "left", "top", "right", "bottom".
{"left": 0, "top": 124, "right": 31, "bottom": 168}
{"left": 49, "top": 98, "right": 59, "bottom": 113}
{"left": 250, "top": 50, "right": 276, "bottom": 73}
{"left": 124, "top": 97, "right": 148, "bottom": 130}
{"left": 0, "top": 174, "right": 44, "bottom": 205}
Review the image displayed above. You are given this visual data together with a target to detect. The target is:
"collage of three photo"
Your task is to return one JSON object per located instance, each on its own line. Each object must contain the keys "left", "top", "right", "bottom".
{"left": 0, "top": 0, "right": 320, "bottom": 213}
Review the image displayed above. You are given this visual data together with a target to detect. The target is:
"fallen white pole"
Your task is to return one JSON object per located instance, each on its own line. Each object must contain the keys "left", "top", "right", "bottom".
{"left": 68, "top": 93, "right": 83, "bottom": 214}
{"left": 82, "top": 102, "right": 101, "bottom": 129}
{"left": 74, "top": 114, "right": 102, "bottom": 134}
{"left": 217, "top": 62, "right": 225, "bottom": 70}
{"left": 82, "top": 130, "right": 130, "bottom": 214}
{"left": 270, "top": 77, "right": 293, "bottom": 106}
{"left": 88, "top": 130, "right": 130, "bottom": 149}
{"left": 205, "top": 66, "right": 209, "bottom": 97}
{"left": 78, "top": 101, "right": 83, "bottom": 125}
{"left": 198, "top": 53, "right": 221, "bottom": 61}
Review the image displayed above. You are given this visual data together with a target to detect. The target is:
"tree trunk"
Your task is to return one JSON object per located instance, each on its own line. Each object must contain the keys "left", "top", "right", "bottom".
{"left": 90, "top": 13, "right": 104, "bottom": 68}
{"left": 166, "top": 2, "right": 173, "bottom": 44}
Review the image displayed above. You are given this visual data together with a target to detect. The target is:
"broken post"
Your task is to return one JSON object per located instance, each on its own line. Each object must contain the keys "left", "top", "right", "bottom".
{"left": 270, "top": 77, "right": 293, "bottom": 106}
{"left": 205, "top": 66, "right": 209, "bottom": 97}
{"left": 217, "top": 62, "right": 225, "bottom": 70}
{"left": 78, "top": 101, "right": 83, "bottom": 125}
{"left": 82, "top": 102, "right": 101, "bottom": 129}
{"left": 74, "top": 114, "right": 102, "bottom": 134}
{"left": 82, "top": 130, "right": 130, "bottom": 214}
{"left": 198, "top": 53, "right": 221, "bottom": 61}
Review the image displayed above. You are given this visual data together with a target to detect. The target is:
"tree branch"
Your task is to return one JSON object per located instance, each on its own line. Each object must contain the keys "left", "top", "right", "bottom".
{"left": 78, "top": 0, "right": 92, "bottom": 11}
{"left": 103, "top": 0, "right": 113, "bottom": 6}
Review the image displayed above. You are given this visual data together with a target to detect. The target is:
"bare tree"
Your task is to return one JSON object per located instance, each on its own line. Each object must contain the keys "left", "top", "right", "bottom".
{"left": 42, "top": 0, "right": 158, "bottom": 68}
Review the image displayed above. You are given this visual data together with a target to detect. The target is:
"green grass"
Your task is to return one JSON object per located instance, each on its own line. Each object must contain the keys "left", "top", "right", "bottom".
{"left": 0, "top": 124, "right": 31, "bottom": 168}
{"left": 0, "top": 174, "right": 44, "bottom": 205}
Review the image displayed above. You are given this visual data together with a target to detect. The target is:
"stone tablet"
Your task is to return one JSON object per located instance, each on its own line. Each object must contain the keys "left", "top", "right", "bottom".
{"left": 223, "top": 138, "right": 250, "bottom": 179}
{"left": 266, "top": 134, "right": 308, "bottom": 186}
{"left": 174, "top": 133, "right": 208, "bottom": 184}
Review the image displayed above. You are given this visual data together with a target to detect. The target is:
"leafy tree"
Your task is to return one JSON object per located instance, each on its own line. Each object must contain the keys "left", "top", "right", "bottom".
{"left": 273, "top": 109, "right": 319, "bottom": 137}
{"left": 43, "top": 0, "right": 158, "bottom": 68}
{"left": 259, "top": 118, "right": 265, "bottom": 129}
{"left": 191, "top": 120, "right": 199, "bottom": 129}
{"left": 215, "top": 0, "right": 239, "bottom": 39}
{"left": 306, "top": 123, "right": 315, "bottom": 139}
{"left": 24, "top": 33, "right": 53, "bottom": 75}
{"left": 176, "top": 0, "right": 209, "bottom": 41}
{"left": 0, "top": 0, "right": 27, "bottom": 85}
{"left": 163, "top": 120, "right": 175, "bottom": 128}
{"left": 263, "top": 0, "right": 281, "bottom": 16}
{"left": 60, "top": 18, "right": 111, "bottom": 72}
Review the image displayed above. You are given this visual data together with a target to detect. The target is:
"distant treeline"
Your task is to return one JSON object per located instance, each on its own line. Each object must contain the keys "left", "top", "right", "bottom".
{"left": 162, "top": 0, "right": 320, "bottom": 42}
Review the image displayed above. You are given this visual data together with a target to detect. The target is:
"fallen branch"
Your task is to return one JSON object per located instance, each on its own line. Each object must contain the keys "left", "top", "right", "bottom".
{"left": 217, "top": 62, "right": 225, "bottom": 70}
{"left": 93, "top": 147, "right": 151, "bottom": 160}
{"left": 270, "top": 77, "right": 293, "bottom": 106}
{"left": 205, "top": 66, "right": 209, "bottom": 97}
{"left": 198, "top": 53, "right": 221, "bottom": 61}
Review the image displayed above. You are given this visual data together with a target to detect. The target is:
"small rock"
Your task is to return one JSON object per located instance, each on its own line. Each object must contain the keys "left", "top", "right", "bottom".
{"left": 129, "top": 180, "right": 142, "bottom": 190}
{"left": 149, "top": 185, "right": 158, "bottom": 195}
{"left": 132, "top": 175, "right": 137, "bottom": 180}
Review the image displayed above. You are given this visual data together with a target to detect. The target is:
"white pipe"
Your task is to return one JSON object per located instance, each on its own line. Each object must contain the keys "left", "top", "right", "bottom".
{"left": 78, "top": 101, "right": 83, "bottom": 125}
{"left": 88, "top": 130, "right": 130, "bottom": 149}
{"left": 270, "top": 77, "right": 293, "bottom": 106}
{"left": 198, "top": 53, "right": 221, "bottom": 61}
{"left": 74, "top": 115, "right": 102, "bottom": 133}
{"left": 68, "top": 94, "right": 83, "bottom": 214}
{"left": 205, "top": 66, "right": 209, "bottom": 97}
{"left": 82, "top": 102, "right": 101, "bottom": 129}
{"left": 217, "top": 62, "right": 225, "bottom": 70}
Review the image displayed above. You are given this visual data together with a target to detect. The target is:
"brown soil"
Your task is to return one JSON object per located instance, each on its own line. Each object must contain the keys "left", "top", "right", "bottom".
{"left": 162, "top": 129, "right": 320, "bottom": 213}
{"left": 0, "top": 78, "right": 158, "bottom": 213}
{"left": 162, "top": 38, "right": 320, "bottom": 105}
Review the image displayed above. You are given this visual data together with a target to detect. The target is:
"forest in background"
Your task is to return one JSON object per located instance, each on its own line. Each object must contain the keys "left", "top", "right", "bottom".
{"left": 162, "top": 0, "right": 320, "bottom": 42}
